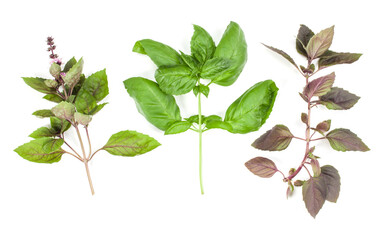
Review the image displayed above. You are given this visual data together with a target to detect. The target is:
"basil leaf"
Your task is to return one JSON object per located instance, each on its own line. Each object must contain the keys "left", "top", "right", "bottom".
{"left": 14, "top": 137, "right": 65, "bottom": 163}
{"left": 190, "top": 24, "right": 216, "bottom": 64}
{"left": 133, "top": 39, "right": 183, "bottom": 67}
{"left": 29, "top": 127, "right": 58, "bottom": 139}
{"left": 75, "top": 69, "right": 108, "bottom": 114}
{"left": 224, "top": 80, "right": 278, "bottom": 133}
{"left": 22, "top": 77, "right": 56, "bottom": 94}
{"left": 32, "top": 109, "right": 54, "bottom": 118}
{"left": 63, "top": 57, "right": 77, "bottom": 72}
{"left": 103, "top": 130, "right": 160, "bottom": 157}
{"left": 124, "top": 77, "right": 181, "bottom": 131}
{"left": 43, "top": 94, "right": 63, "bottom": 103}
{"left": 155, "top": 65, "right": 198, "bottom": 95}
{"left": 164, "top": 121, "right": 192, "bottom": 135}
{"left": 212, "top": 21, "right": 247, "bottom": 86}
{"left": 200, "top": 57, "right": 232, "bottom": 80}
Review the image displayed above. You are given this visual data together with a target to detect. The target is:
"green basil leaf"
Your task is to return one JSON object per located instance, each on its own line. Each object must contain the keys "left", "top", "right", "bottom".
{"left": 190, "top": 24, "right": 216, "bottom": 64}
{"left": 212, "top": 21, "right": 247, "bottom": 86}
{"left": 32, "top": 109, "right": 54, "bottom": 118}
{"left": 180, "top": 51, "right": 199, "bottom": 70}
{"left": 164, "top": 121, "right": 192, "bottom": 135}
{"left": 50, "top": 117, "right": 71, "bottom": 134}
{"left": 200, "top": 57, "right": 232, "bottom": 80}
{"left": 124, "top": 77, "right": 181, "bottom": 131}
{"left": 103, "top": 130, "right": 160, "bottom": 157}
{"left": 22, "top": 77, "right": 56, "bottom": 94}
{"left": 89, "top": 102, "right": 108, "bottom": 115}
{"left": 185, "top": 115, "right": 205, "bottom": 124}
{"left": 76, "top": 69, "right": 108, "bottom": 103}
{"left": 133, "top": 39, "right": 183, "bottom": 67}
{"left": 155, "top": 65, "right": 198, "bottom": 95}
{"left": 75, "top": 90, "right": 97, "bottom": 114}
{"left": 29, "top": 127, "right": 58, "bottom": 139}
{"left": 205, "top": 120, "right": 233, "bottom": 132}
{"left": 63, "top": 57, "right": 77, "bottom": 72}
{"left": 43, "top": 94, "right": 63, "bottom": 103}
{"left": 224, "top": 80, "right": 278, "bottom": 133}
{"left": 63, "top": 57, "right": 84, "bottom": 87}
{"left": 14, "top": 137, "right": 65, "bottom": 163}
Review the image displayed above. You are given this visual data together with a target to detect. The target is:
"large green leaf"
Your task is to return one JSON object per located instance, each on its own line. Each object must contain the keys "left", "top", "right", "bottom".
{"left": 224, "top": 80, "right": 278, "bottom": 134}
{"left": 14, "top": 137, "right": 65, "bottom": 163}
{"left": 212, "top": 21, "right": 247, "bottom": 86}
{"left": 22, "top": 77, "right": 56, "bottom": 94}
{"left": 155, "top": 65, "right": 198, "bottom": 95}
{"left": 124, "top": 77, "right": 181, "bottom": 131}
{"left": 133, "top": 39, "right": 183, "bottom": 67}
{"left": 103, "top": 130, "right": 160, "bottom": 156}
{"left": 190, "top": 24, "right": 216, "bottom": 64}
{"left": 200, "top": 57, "right": 232, "bottom": 80}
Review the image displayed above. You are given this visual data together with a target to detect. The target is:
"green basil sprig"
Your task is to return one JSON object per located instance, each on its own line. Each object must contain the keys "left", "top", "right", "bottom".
{"left": 124, "top": 22, "right": 278, "bottom": 194}
{"left": 14, "top": 37, "right": 160, "bottom": 195}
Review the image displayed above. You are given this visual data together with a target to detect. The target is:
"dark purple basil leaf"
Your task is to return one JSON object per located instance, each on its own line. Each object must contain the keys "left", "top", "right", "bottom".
{"left": 262, "top": 44, "right": 298, "bottom": 68}
{"left": 326, "top": 128, "right": 369, "bottom": 152}
{"left": 318, "top": 51, "right": 362, "bottom": 68}
{"left": 319, "top": 87, "right": 360, "bottom": 110}
{"left": 296, "top": 25, "right": 315, "bottom": 57}
{"left": 252, "top": 125, "right": 293, "bottom": 151}
{"left": 245, "top": 157, "right": 279, "bottom": 178}
{"left": 302, "top": 177, "right": 328, "bottom": 218}
{"left": 303, "top": 72, "right": 335, "bottom": 98}
{"left": 315, "top": 120, "right": 331, "bottom": 133}
{"left": 320, "top": 165, "right": 341, "bottom": 203}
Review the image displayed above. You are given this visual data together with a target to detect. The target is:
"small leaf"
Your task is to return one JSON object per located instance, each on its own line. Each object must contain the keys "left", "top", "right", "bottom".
{"left": 204, "top": 115, "right": 222, "bottom": 124}
{"left": 310, "top": 158, "right": 321, "bottom": 177}
{"left": 32, "top": 109, "right": 54, "bottom": 118}
{"left": 29, "top": 127, "right": 57, "bottom": 139}
{"left": 302, "top": 177, "right": 328, "bottom": 218}
{"left": 326, "top": 128, "right": 369, "bottom": 152}
{"left": 252, "top": 125, "right": 293, "bottom": 151}
{"left": 43, "top": 94, "right": 62, "bottom": 103}
{"left": 14, "top": 137, "right": 64, "bottom": 163}
{"left": 301, "top": 113, "right": 308, "bottom": 125}
{"left": 190, "top": 24, "right": 216, "bottom": 63}
{"left": 103, "top": 130, "right": 160, "bottom": 157}
{"left": 296, "top": 24, "right": 315, "bottom": 57}
{"left": 89, "top": 102, "right": 108, "bottom": 115}
{"left": 319, "top": 87, "right": 360, "bottom": 110}
{"left": 49, "top": 63, "right": 61, "bottom": 79}
{"left": 320, "top": 165, "right": 341, "bottom": 203}
{"left": 262, "top": 44, "right": 298, "bottom": 68}
{"left": 180, "top": 51, "right": 199, "bottom": 70}
{"left": 50, "top": 117, "right": 71, "bottom": 134}
{"left": 205, "top": 120, "right": 233, "bottom": 132}
{"left": 74, "top": 112, "right": 92, "bottom": 126}
{"left": 22, "top": 77, "right": 56, "bottom": 94}
{"left": 315, "top": 120, "right": 331, "bottom": 133}
{"left": 299, "top": 92, "right": 309, "bottom": 102}
{"left": 79, "top": 69, "right": 109, "bottom": 102}
{"left": 41, "top": 138, "right": 64, "bottom": 153}
{"left": 200, "top": 57, "right": 232, "bottom": 80}
{"left": 303, "top": 72, "right": 335, "bottom": 98}
{"left": 245, "top": 157, "right": 279, "bottom": 178}
{"left": 164, "top": 121, "right": 192, "bottom": 135}
{"left": 185, "top": 115, "right": 205, "bottom": 124}
{"left": 318, "top": 51, "right": 362, "bottom": 68}
{"left": 63, "top": 57, "right": 84, "bottom": 87}
{"left": 133, "top": 39, "right": 183, "bottom": 67}
{"left": 51, "top": 102, "right": 76, "bottom": 120}
{"left": 63, "top": 57, "right": 77, "bottom": 72}
{"left": 306, "top": 26, "right": 335, "bottom": 60}
{"left": 155, "top": 65, "right": 199, "bottom": 95}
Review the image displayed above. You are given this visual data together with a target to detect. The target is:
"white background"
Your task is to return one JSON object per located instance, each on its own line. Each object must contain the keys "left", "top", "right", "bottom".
{"left": 1, "top": 0, "right": 383, "bottom": 239}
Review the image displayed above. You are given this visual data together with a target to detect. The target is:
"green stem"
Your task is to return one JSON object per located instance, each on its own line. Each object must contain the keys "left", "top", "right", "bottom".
{"left": 198, "top": 86, "right": 204, "bottom": 195}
